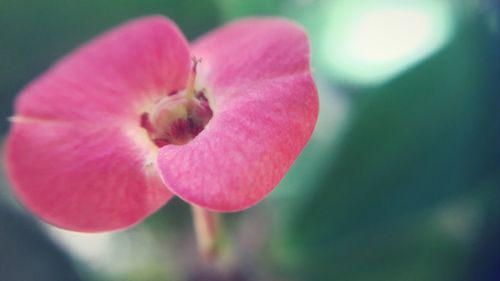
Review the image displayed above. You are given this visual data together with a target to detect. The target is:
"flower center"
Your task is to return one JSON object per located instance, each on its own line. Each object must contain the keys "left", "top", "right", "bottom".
{"left": 140, "top": 58, "right": 213, "bottom": 147}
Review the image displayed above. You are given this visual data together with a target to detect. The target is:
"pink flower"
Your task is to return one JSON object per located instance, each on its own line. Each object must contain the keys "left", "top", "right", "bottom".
{"left": 5, "top": 16, "right": 318, "bottom": 232}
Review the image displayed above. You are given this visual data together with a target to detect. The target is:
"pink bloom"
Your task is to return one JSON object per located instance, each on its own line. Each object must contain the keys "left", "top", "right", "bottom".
{"left": 5, "top": 16, "right": 318, "bottom": 232}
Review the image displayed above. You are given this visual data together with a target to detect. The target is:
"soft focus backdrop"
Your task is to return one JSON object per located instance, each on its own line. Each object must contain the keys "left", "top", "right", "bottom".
{"left": 1, "top": 0, "right": 499, "bottom": 280}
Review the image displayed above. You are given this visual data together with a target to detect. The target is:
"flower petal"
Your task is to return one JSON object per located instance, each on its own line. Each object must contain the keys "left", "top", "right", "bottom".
{"left": 191, "top": 17, "right": 312, "bottom": 89}
{"left": 15, "top": 15, "right": 190, "bottom": 123}
{"left": 6, "top": 121, "right": 171, "bottom": 232}
{"left": 6, "top": 15, "right": 191, "bottom": 231}
{"left": 157, "top": 18, "right": 318, "bottom": 211}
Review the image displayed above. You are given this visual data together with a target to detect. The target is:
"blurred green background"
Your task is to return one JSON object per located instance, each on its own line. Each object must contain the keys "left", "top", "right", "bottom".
{"left": 1, "top": 0, "right": 499, "bottom": 280}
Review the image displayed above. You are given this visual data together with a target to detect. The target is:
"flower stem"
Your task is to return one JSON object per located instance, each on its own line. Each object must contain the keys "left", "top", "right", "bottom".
{"left": 191, "top": 205, "right": 221, "bottom": 262}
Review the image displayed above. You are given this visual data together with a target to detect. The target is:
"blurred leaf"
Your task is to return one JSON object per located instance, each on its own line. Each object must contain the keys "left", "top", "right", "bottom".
{"left": 283, "top": 15, "right": 500, "bottom": 280}
{"left": 0, "top": 203, "right": 88, "bottom": 281}
{"left": 461, "top": 185, "right": 500, "bottom": 281}
{"left": 213, "top": 0, "right": 282, "bottom": 20}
